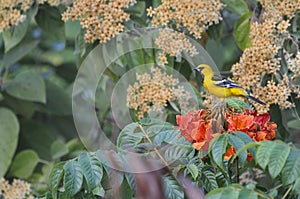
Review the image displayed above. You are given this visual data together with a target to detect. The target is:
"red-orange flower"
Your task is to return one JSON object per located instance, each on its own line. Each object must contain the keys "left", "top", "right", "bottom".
{"left": 174, "top": 110, "right": 216, "bottom": 151}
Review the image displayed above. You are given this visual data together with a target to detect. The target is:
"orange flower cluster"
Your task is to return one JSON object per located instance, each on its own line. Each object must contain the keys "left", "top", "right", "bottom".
{"left": 174, "top": 109, "right": 276, "bottom": 153}
{"left": 174, "top": 109, "right": 216, "bottom": 150}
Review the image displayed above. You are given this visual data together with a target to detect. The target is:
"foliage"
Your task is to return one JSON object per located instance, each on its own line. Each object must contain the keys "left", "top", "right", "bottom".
{"left": 0, "top": 0, "right": 299, "bottom": 199}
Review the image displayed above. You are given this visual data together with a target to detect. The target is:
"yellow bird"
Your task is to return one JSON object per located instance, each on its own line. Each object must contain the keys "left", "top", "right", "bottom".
{"left": 193, "top": 64, "right": 265, "bottom": 105}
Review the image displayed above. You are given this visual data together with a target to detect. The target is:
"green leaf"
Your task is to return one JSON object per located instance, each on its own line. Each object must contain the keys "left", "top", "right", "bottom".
{"left": 210, "top": 134, "right": 227, "bottom": 171}
{"left": 153, "top": 129, "right": 187, "bottom": 146}
{"left": 233, "top": 12, "right": 252, "bottom": 50}
{"left": 37, "top": 81, "right": 72, "bottom": 115}
{"left": 206, "top": 186, "right": 239, "bottom": 199}
{"left": 187, "top": 164, "right": 199, "bottom": 180}
{"left": 225, "top": 98, "right": 249, "bottom": 112}
{"left": 255, "top": 141, "right": 276, "bottom": 170}
{"left": 2, "top": 94, "right": 36, "bottom": 118}
{"left": 233, "top": 132, "right": 255, "bottom": 156}
{"left": 2, "top": 4, "right": 38, "bottom": 52}
{"left": 51, "top": 140, "right": 69, "bottom": 159}
{"left": 164, "top": 145, "right": 192, "bottom": 162}
{"left": 8, "top": 149, "right": 39, "bottom": 179}
{"left": 6, "top": 71, "right": 46, "bottom": 103}
{"left": 49, "top": 162, "right": 65, "bottom": 199}
{"left": 78, "top": 152, "right": 103, "bottom": 192}
{"left": 268, "top": 143, "right": 290, "bottom": 179}
{"left": 35, "top": 4, "right": 65, "bottom": 42}
{"left": 287, "top": 119, "right": 300, "bottom": 129}
{"left": 19, "top": 120, "right": 56, "bottom": 160}
{"left": 163, "top": 174, "right": 184, "bottom": 199}
{"left": 282, "top": 148, "right": 300, "bottom": 185}
{"left": 0, "top": 107, "right": 19, "bottom": 177}
{"left": 238, "top": 187, "right": 258, "bottom": 199}
{"left": 221, "top": 0, "right": 249, "bottom": 15}
{"left": 202, "top": 168, "right": 219, "bottom": 192}
{"left": 0, "top": 38, "right": 40, "bottom": 69}
{"left": 226, "top": 134, "right": 247, "bottom": 164}
{"left": 63, "top": 160, "right": 83, "bottom": 197}
{"left": 292, "top": 177, "right": 300, "bottom": 195}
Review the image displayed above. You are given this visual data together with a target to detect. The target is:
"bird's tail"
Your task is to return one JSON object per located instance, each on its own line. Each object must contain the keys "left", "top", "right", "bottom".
{"left": 247, "top": 95, "right": 265, "bottom": 105}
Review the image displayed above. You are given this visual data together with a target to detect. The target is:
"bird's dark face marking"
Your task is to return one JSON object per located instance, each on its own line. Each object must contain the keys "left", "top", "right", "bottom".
{"left": 193, "top": 67, "right": 204, "bottom": 72}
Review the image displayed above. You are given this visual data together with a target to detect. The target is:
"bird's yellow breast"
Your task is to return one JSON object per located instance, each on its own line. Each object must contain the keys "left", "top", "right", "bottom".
{"left": 203, "top": 80, "right": 247, "bottom": 98}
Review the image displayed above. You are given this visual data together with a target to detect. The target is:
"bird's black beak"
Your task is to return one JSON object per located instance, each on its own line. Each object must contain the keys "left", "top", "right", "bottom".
{"left": 193, "top": 67, "right": 202, "bottom": 72}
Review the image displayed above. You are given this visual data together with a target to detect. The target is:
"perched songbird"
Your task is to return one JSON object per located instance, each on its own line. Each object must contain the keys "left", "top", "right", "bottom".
{"left": 193, "top": 64, "right": 265, "bottom": 105}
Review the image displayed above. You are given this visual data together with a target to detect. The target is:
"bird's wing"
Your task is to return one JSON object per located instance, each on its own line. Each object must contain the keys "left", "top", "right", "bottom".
{"left": 214, "top": 78, "right": 243, "bottom": 88}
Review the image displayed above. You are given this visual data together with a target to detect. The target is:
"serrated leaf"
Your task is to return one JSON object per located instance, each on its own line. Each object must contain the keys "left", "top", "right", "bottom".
{"left": 282, "top": 149, "right": 300, "bottom": 185}
{"left": 187, "top": 164, "right": 199, "bottom": 180}
{"left": 233, "top": 12, "right": 252, "bottom": 50}
{"left": 225, "top": 98, "right": 249, "bottom": 112}
{"left": 268, "top": 143, "right": 290, "bottom": 179}
{"left": 9, "top": 150, "right": 39, "bottom": 179}
{"left": 0, "top": 107, "right": 19, "bottom": 177}
{"left": 63, "top": 160, "right": 83, "bottom": 197}
{"left": 226, "top": 134, "right": 247, "bottom": 164}
{"left": 6, "top": 71, "right": 46, "bottom": 103}
{"left": 210, "top": 135, "right": 227, "bottom": 171}
{"left": 78, "top": 152, "right": 103, "bottom": 192}
{"left": 255, "top": 141, "right": 276, "bottom": 170}
{"left": 163, "top": 174, "right": 184, "bottom": 199}
{"left": 49, "top": 162, "right": 65, "bottom": 199}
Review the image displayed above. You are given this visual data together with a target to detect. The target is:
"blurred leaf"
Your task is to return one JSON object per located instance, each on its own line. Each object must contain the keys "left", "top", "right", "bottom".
{"left": 221, "top": 0, "right": 249, "bottom": 15}
{"left": 164, "top": 145, "right": 193, "bottom": 162}
{"left": 51, "top": 140, "right": 69, "bottom": 159}
{"left": 124, "top": 1, "right": 146, "bottom": 17}
{"left": 287, "top": 119, "right": 300, "bottom": 129}
{"left": 63, "top": 160, "right": 83, "bottom": 197}
{"left": 65, "top": 20, "right": 81, "bottom": 40}
{"left": 153, "top": 129, "right": 187, "bottom": 146}
{"left": 0, "top": 107, "right": 19, "bottom": 177}
{"left": 78, "top": 152, "right": 103, "bottom": 192}
{"left": 9, "top": 149, "right": 39, "bottom": 179}
{"left": 0, "top": 37, "right": 40, "bottom": 69}
{"left": 226, "top": 134, "right": 247, "bottom": 164}
{"left": 3, "top": 4, "right": 38, "bottom": 52}
{"left": 2, "top": 94, "right": 36, "bottom": 118}
{"left": 49, "top": 162, "right": 65, "bottom": 199}
{"left": 282, "top": 148, "right": 300, "bottom": 186}
{"left": 6, "top": 71, "right": 46, "bottom": 103}
{"left": 35, "top": 4, "right": 65, "bottom": 42}
{"left": 233, "top": 12, "right": 252, "bottom": 50}
{"left": 292, "top": 177, "right": 300, "bottom": 195}
{"left": 38, "top": 81, "right": 72, "bottom": 115}
{"left": 19, "top": 120, "right": 56, "bottom": 160}
{"left": 163, "top": 174, "right": 184, "bottom": 199}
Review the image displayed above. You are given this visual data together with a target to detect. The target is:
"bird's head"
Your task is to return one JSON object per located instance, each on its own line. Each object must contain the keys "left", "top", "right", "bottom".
{"left": 193, "top": 64, "right": 212, "bottom": 75}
